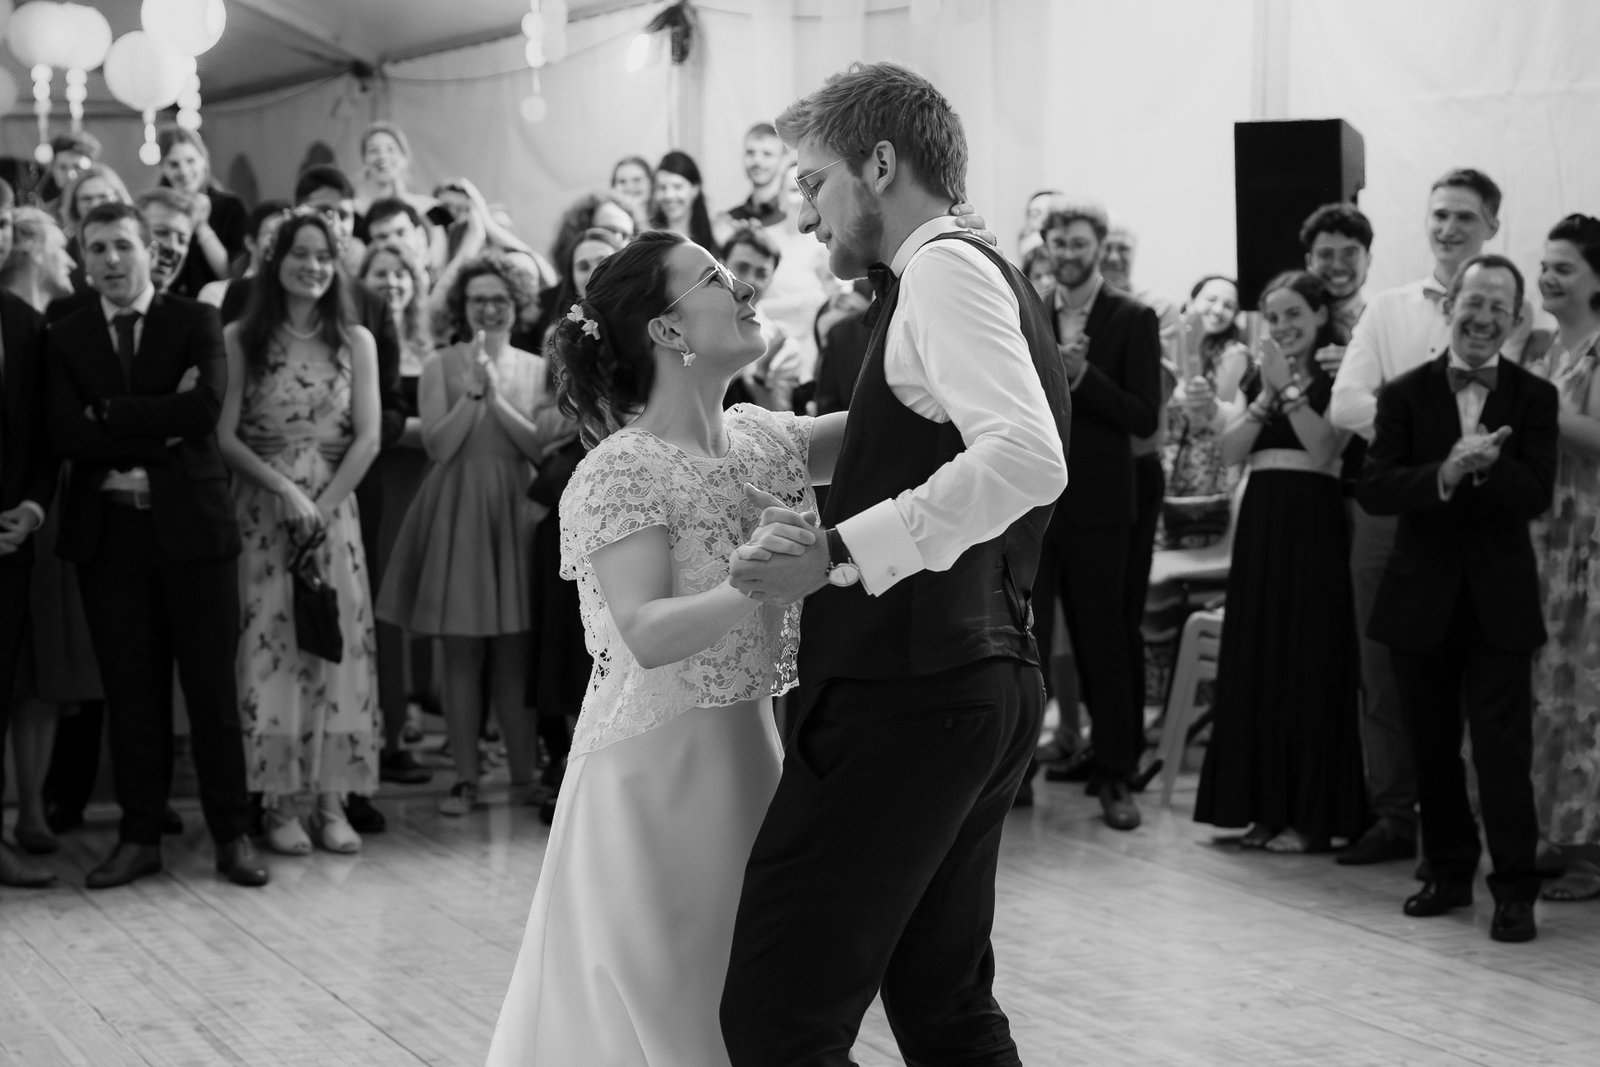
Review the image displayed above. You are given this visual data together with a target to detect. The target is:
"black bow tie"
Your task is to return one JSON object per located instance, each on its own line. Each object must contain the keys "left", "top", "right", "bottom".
{"left": 1448, "top": 365, "right": 1497, "bottom": 393}
{"left": 863, "top": 263, "right": 897, "bottom": 330}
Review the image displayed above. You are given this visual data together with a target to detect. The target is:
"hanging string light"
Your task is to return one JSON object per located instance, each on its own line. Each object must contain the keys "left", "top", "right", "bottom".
{"left": 6, "top": 1, "right": 78, "bottom": 163}
{"left": 63, "top": 3, "right": 113, "bottom": 133}
{"left": 142, "top": 0, "right": 226, "bottom": 134}
{"left": 102, "top": 30, "right": 188, "bottom": 166}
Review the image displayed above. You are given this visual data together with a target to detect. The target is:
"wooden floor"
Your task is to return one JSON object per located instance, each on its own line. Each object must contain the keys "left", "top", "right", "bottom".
{"left": 4, "top": 762, "right": 1600, "bottom": 1067}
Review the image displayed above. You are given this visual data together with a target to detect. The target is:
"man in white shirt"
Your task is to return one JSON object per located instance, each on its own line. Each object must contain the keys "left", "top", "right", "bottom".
{"left": 1329, "top": 167, "right": 1530, "bottom": 867}
{"left": 723, "top": 61, "right": 1069, "bottom": 1066}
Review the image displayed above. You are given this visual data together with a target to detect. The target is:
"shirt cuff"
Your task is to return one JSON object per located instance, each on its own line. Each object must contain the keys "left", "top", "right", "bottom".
{"left": 835, "top": 499, "right": 924, "bottom": 596}
{"left": 18, "top": 500, "right": 46, "bottom": 527}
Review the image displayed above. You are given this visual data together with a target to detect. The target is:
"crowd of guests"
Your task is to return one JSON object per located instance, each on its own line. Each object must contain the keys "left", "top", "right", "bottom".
{"left": 1014, "top": 170, "right": 1600, "bottom": 944}
{"left": 0, "top": 119, "right": 1596, "bottom": 944}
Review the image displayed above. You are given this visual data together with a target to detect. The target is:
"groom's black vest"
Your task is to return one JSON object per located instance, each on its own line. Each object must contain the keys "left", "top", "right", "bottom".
{"left": 798, "top": 232, "right": 1071, "bottom": 696}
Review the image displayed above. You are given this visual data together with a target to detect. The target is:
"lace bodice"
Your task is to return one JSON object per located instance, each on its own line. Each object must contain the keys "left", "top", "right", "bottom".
{"left": 560, "top": 404, "right": 816, "bottom": 756}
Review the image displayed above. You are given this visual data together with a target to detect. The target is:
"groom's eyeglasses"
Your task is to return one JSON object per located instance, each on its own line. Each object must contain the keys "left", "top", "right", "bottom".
{"left": 795, "top": 158, "right": 845, "bottom": 206}
{"left": 662, "top": 262, "right": 752, "bottom": 314}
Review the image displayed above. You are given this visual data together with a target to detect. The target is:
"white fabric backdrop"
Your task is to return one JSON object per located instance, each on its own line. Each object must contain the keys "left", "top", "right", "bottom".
{"left": 2, "top": 0, "right": 1595, "bottom": 315}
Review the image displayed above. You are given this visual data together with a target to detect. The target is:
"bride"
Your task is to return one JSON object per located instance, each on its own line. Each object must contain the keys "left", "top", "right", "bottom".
{"left": 485, "top": 230, "right": 841, "bottom": 1065}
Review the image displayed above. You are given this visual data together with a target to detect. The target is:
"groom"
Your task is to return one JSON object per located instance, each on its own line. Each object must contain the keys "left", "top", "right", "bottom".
{"left": 725, "top": 62, "right": 1070, "bottom": 1065}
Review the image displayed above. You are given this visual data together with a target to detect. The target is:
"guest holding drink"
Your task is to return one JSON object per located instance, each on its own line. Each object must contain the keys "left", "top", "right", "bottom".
{"left": 1195, "top": 271, "right": 1368, "bottom": 852}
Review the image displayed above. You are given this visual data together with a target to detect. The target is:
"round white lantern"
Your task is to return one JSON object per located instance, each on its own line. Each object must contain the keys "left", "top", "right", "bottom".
{"left": 64, "top": 3, "right": 113, "bottom": 72}
{"left": 141, "top": 0, "right": 226, "bottom": 58}
{"left": 7, "top": 0, "right": 79, "bottom": 69}
{"left": 104, "top": 30, "right": 188, "bottom": 112}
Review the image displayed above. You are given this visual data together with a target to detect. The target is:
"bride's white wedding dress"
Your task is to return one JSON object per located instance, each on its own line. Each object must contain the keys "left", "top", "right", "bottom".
{"left": 486, "top": 404, "right": 814, "bottom": 1066}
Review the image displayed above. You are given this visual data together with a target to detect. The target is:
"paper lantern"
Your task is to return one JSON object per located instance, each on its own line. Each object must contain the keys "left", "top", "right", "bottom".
{"left": 0, "top": 3, "right": 15, "bottom": 41}
{"left": 141, "top": 0, "right": 226, "bottom": 58}
{"left": 7, "top": 0, "right": 78, "bottom": 69}
{"left": 104, "top": 30, "right": 187, "bottom": 112}
{"left": 64, "top": 3, "right": 112, "bottom": 72}
{"left": 0, "top": 67, "right": 16, "bottom": 115}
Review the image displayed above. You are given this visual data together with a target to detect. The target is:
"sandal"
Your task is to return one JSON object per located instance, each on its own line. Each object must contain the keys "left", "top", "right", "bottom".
{"left": 1264, "top": 828, "right": 1330, "bottom": 854}
{"left": 1542, "top": 871, "right": 1600, "bottom": 902}
{"left": 1240, "top": 823, "right": 1279, "bottom": 850}
{"left": 311, "top": 798, "right": 362, "bottom": 854}
{"left": 438, "top": 781, "right": 479, "bottom": 817}
{"left": 263, "top": 807, "right": 312, "bottom": 856}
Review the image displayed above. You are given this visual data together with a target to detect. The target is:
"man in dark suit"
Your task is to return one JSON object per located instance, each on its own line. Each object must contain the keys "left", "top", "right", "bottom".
{"left": 47, "top": 202, "right": 267, "bottom": 889}
{"left": 1358, "top": 254, "right": 1556, "bottom": 943}
{"left": 0, "top": 180, "right": 58, "bottom": 890}
{"left": 41, "top": 188, "right": 206, "bottom": 837}
{"left": 1029, "top": 204, "right": 1163, "bottom": 828}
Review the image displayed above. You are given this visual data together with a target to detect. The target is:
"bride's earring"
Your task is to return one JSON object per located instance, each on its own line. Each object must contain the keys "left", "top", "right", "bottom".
{"left": 681, "top": 348, "right": 697, "bottom": 367}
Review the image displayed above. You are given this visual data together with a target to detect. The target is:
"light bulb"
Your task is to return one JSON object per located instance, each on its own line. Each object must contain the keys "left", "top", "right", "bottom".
{"left": 34, "top": 142, "right": 53, "bottom": 165}
{"left": 520, "top": 95, "right": 548, "bottom": 123}
{"left": 625, "top": 32, "right": 650, "bottom": 74}
{"left": 140, "top": 141, "right": 162, "bottom": 166}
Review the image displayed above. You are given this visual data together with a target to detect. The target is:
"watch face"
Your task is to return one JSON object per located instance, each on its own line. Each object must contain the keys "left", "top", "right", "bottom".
{"left": 827, "top": 563, "right": 861, "bottom": 587}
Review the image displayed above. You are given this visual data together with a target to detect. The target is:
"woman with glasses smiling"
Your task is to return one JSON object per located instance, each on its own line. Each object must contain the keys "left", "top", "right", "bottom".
{"left": 378, "top": 252, "right": 556, "bottom": 817}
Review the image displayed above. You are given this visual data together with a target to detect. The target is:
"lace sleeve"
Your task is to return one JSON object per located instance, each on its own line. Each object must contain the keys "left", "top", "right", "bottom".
{"left": 726, "top": 404, "right": 815, "bottom": 478}
{"left": 559, "top": 436, "right": 672, "bottom": 581}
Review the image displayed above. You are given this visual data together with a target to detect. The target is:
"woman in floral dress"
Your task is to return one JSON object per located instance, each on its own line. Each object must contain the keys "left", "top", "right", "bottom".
{"left": 216, "top": 211, "right": 382, "bottom": 855}
{"left": 1530, "top": 213, "right": 1600, "bottom": 903}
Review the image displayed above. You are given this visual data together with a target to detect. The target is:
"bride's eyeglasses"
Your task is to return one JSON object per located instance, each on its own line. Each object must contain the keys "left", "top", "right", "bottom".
{"left": 662, "top": 262, "right": 752, "bottom": 313}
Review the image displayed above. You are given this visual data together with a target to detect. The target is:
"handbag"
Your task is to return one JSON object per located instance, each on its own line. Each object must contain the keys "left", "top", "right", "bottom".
{"left": 290, "top": 528, "right": 343, "bottom": 663}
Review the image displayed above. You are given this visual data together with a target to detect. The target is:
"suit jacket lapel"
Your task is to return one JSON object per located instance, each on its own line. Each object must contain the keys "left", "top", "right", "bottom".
{"left": 81, "top": 301, "right": 131, "bottom": 395}
{"left": 1424, "top": 354, "right": 1463, "bottom": 451}
{"left": 1478, "top": 360, "right": 1515, "bottom": 432}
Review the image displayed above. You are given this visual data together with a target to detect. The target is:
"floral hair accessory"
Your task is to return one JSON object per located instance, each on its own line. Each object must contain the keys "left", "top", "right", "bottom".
{"left": 567, "top": 303, "right": 601, "bottom": 341}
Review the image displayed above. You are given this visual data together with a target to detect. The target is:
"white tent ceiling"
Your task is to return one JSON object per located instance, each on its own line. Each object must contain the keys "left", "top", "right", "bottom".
{"left": 3, "top": 0, "right": 639, "bottom": 108}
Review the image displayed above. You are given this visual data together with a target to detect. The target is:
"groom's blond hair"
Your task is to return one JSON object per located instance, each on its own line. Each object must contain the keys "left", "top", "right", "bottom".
{"left": 775, "top": 61, "right": 967, "bottom": 203}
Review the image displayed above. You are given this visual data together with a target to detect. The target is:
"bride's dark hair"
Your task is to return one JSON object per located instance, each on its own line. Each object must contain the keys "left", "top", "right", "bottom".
{"left": 550, "top": 230, "right": 684, "bottom": 446}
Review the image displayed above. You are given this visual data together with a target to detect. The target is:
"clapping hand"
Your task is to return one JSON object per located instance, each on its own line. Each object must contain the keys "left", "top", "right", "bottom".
{"left": 1179, "top": 375, "right": 1216, "bottom": 410}
{"left": 1443, "top": 425, "right": 1512, "bottom": 486}
{"left": 1258, "top": 336, "right": 1293, "bottom": 393}
{"left": 1058, "top": 334, "right": 1089, "bottom": 381}
{"left": 729, "top": 485, "right": 827, "bottom": 605}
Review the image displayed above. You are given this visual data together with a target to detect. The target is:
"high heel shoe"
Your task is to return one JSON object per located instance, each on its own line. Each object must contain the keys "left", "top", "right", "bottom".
{"left": 311, "top": 802, "right": 362, "bottom": 854}
{"left": 263, "top": 807, "right": 312, "bottom": 856}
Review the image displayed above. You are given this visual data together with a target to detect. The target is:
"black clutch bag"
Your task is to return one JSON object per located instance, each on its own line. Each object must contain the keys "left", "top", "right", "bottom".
{"left": 290, "top": 529, "right": 343, "bottom": 663}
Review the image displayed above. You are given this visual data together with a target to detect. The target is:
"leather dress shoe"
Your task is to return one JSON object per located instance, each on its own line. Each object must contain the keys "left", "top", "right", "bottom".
{"left": 216, "top": 837, "right": 270, "bottom": 887}
{"left": 1044, "top": 748, "right": 1095, "bottom": 784}
{"left": 1336, "top": 826, "right": 1416, "bottom": 866}
{"left": 1490, "top": 900, "right": 1537, "bottom": 943}
{"left": 379, "top": 749, "right": 433, "bottom": 785}
{"left": 0, "top": 841, "right": 57, "bottom": 888}
{"left": 1099, "top": 779, "right": 1142, "bottom": 831}
{"left": 14, "top": 825, "right": 60, "bottom": 855}
{"left": 1403, "top": 881, "right": 1473, "bottom": 917}
{"left": 86, "top": 842, "right": 163, "bottom": 890}
{"left": 344, "top": 794, "right": 387, "bottom": 834}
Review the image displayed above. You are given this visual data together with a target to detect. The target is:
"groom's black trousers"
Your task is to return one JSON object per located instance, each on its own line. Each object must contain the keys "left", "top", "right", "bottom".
{"left": 721, "top": 656, "right": 1041, "bottom": 1067}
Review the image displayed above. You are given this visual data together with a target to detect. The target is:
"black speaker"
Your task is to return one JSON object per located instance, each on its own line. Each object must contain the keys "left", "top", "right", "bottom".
{"left": 1234, "top": 119, "right": 1365, "bottom": 309}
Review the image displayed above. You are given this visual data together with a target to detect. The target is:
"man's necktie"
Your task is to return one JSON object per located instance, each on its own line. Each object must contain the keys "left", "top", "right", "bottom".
{"left": 1447, "top": 364, "right": 1497, "bottom": 393}
{"left": 113, "top": 310, "right": 140, "bottom": 387}
{"left": 862, "top": 263, "right": 897, "bottom": 330}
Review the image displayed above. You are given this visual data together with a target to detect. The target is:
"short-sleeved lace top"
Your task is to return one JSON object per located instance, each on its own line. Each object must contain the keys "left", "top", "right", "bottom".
{"left": 560, "top": 404, "right": 816, "bottom": 756}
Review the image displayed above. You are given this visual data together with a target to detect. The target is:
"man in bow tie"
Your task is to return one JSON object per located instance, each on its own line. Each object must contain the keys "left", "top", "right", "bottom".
{"left": 1329, "top": 168, "right": 1534, "bottom": 870}
{"left": 1357, "top": 253, "right": 1556, "bottom": 942}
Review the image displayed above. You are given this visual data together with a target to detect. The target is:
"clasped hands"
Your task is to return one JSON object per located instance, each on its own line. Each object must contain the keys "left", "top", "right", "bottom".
{"left": 728, "top": 485, "right": 828, "bottom": 606}
{"left": 0, "top": 505, "right": 41, "bottom": 555}
{"left": 1441, "top": 425, "right": 1512, "bottom": 488}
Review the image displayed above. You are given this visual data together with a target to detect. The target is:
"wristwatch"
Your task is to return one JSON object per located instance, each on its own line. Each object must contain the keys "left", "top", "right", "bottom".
{"left": 824, "top": 527, "right": 861, "bottom": 587}
{"left": 1280, "top": 382, "right": 1304, "bottom": 404}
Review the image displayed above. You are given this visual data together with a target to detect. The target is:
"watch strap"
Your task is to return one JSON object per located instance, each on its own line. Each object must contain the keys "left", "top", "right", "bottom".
{"left": 825, "top": 526, "right": 852, "bottom": 569}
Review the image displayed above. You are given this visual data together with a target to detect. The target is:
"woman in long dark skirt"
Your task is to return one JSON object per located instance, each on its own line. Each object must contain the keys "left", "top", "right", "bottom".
{"left": 1194, "top": 271, "right": 1369, "bottom": 852}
